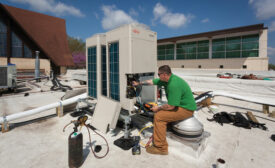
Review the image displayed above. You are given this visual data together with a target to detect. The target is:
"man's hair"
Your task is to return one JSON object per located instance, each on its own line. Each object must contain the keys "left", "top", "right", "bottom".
{"left": 159, "top": 65, "right": 171, "bottom": 74}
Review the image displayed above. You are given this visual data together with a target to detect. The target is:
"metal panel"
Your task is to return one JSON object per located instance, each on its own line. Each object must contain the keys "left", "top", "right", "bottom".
{"left": 0, "top": 67, "right": 7, "bottom": 86}
{"left": 91, "top": 96, "right": 121, "bottom": 133}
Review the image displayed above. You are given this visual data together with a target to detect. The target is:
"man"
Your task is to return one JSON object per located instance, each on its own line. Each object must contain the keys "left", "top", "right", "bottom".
{"left": 133, "top": 65, "right": 197, "bottom": 155}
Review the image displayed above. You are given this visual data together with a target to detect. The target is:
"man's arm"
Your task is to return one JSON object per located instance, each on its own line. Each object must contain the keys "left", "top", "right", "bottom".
{"left": 151, "top": 104, "right": 175, "bottom": 112}
{"left": 132, "top": 79, "right": 153, "bottom": 86}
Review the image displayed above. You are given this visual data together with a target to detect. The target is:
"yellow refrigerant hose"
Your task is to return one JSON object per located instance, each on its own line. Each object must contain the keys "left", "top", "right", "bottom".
{"left": 138, "top": 124, "right": 153, "bottom": 148}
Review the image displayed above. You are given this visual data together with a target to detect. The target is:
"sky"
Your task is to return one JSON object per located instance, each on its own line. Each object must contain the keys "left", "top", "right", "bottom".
{"left": 1, "top": 0, "right": 275, "bottom": 64}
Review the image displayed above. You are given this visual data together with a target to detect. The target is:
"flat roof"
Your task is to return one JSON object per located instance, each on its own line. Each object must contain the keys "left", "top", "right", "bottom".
{"left": 158, "top": 24, "right": 267, "bottom": 43}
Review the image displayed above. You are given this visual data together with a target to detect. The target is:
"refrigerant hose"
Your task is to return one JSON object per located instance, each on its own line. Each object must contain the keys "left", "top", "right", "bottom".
{"left": 138, "top": 124, "right": 153, "bottom": 148}
{"left": 63, "top": 119, "right": 109, "bottom": 159}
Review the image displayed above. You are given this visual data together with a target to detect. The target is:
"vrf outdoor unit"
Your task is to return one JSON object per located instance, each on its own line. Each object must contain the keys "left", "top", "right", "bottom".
{"left": 86, "top": 24, "right": 157, "bottom": 111}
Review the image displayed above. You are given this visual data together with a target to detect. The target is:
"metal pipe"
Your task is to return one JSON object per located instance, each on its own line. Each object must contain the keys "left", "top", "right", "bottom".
{"left": 0, "top": 93, "right": 87, "bottom": 124}
{"left": 35, "top": 51, "right": 40, "bottom": 79}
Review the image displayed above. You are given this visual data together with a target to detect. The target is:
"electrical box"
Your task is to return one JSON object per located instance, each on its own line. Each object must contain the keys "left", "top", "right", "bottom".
{"left": 0, "top": 65, "right": 17, "bottom": 89}
{"left": 86, "top": 24, "right": 157, "bottom": 111}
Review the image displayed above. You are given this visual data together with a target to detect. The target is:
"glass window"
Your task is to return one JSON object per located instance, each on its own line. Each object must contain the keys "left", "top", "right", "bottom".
{"left": 212, "top": 45, "right": 225, "bottom": 52}
{"left": 212, "top": 38, "right": 225, "bottom": 45}
{"left": 157, "top": 44, "right": 175, "bottom": 60}
{"left": 12, "top": 32, "right": 23, "bottom": 58}
{"left": 197, "top": 53, "right": 208, "bottom": 59}
{"left": 242, "top": 50, "right": 258, "bottom": 57}
{"left": 242, "top": 42, "right": 258, "bottom": 50}
{"left": 242, "top": 34, "right": 259, "bottom": 42}
{"left": 176, "top": 54, "right": 185, "bottom": 60}
{"left": 212, "top": 52, "right": 225, "bottom": 59}
{"left": 24, "top": 45, "right": 32, "bottom": 58}
{"left": 226, "top": 36, "right": 241, "bottom": 44}
{"left": 226, "top": 51, "right": 241, "bottom": 58}
{"left": 0, "top": 19, "right": 7, "bottom": 57}
{"left": 226, "top": 43, "right": 241, "bottom": 51}
{"left": 186, "top": 53, "right": 196, "bottom": 59}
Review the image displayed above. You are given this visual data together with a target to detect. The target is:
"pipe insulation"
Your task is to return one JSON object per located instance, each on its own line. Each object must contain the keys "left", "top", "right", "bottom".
{"left": 212, "top": 91, "right": 275, "bottom": 106}
{"left": 0, "top": 93, "right": 87, "bottom": 124}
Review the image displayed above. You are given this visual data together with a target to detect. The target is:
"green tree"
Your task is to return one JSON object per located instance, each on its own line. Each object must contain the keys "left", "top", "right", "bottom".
{"left": 67, "top": 35, "right": 85, "bottom": 53}
{"left": 269, "top": 64, "right": 275, "bottom": 70}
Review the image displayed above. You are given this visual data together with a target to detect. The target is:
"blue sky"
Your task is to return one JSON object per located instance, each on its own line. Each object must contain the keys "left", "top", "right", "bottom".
{"left": 1, "top": 0, "right": 275, "bottom": 64}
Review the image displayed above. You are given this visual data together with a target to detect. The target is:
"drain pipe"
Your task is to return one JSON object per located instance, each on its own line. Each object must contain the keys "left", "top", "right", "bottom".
{"left": 0, "top": 93, "right": 87, "bottom": 124}
{"left": 35, "top": 51, "right": 40, "bottom": 81}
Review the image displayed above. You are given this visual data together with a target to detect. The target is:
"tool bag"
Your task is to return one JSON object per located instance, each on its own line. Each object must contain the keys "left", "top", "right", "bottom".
{"left": 208, "top": 112, "right": 251, "bottom": 129}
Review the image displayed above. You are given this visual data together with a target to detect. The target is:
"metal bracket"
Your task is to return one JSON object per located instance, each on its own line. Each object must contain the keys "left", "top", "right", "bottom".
{"left": 1, "top": 116, "right": 9, "bottom": 133}
{"left": 56, "top": 102, "right": 63, "bottom": 117}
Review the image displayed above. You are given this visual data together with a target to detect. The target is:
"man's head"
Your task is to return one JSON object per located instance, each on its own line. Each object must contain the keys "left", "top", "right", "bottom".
{"left": 158, "top": 65, "right": 172, "bottom": 82}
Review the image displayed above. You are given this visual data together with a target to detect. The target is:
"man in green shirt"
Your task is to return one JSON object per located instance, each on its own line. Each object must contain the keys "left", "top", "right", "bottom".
{"left": 133, "top": 65, "right": 196, "bottom": 155}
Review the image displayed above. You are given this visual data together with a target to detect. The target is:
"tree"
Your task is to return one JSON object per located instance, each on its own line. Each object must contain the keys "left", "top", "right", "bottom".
{"left": 67, "top": 36, "right": 85, "bottom": 53}
{"left": 269, "top": 64, "right": 275, "bottom": 70}
{"left": 67, "top": 36, "right": 86, "bottom": 68}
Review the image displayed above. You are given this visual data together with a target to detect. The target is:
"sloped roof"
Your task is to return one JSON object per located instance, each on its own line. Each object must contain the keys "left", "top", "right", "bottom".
{"left": 1, "top": 4, "right": 74, "bottom": 66}
{"left": 158, "top": 24, "right": 267, "bottom": 43}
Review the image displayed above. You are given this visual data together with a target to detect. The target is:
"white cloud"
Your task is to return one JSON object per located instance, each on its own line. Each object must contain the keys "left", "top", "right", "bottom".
{"left": 269, "top": 20, "right": 275, "bottom": 32}
{"left": 101, "top": 5, "right": 137, "bottom": 30}
{"left": 201, "top": 18, "right": 209, "bottom": 23}
{"left": 9, "top": 0, "right": 84, "bottom": 17}
{"left": 249, "top": 0, "right": 275, "bottom": 20}
{"left": 129, "top": 8, "right": 138, "bottom": 16}
{"left": 153, "top": 3, "right": 193, "bottom": 29}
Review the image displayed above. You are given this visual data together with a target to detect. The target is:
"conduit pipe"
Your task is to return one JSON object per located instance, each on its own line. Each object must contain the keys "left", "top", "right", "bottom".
{"left": 0, "top": 93, "right": 87, "bottom": 124}
{"left": 212, "top": 91, "right": 275, "bottom": 107}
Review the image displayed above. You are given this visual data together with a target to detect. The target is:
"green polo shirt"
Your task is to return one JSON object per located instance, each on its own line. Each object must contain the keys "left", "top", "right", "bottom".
{"left": 153, "top": 74, "right": 197, "bottom": 111}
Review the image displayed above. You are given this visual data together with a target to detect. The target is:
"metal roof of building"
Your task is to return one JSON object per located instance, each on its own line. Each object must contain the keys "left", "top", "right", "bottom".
{"left": 0, "top": 4, "right": 74, "bottom": 66}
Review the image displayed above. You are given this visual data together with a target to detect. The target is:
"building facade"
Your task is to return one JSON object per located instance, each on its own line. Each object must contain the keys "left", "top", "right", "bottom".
{"left": 157, "top": 24, "right": 268, "bottom": 70}
{"left": 0, "top": 4, "right": 74, "bottom": 74}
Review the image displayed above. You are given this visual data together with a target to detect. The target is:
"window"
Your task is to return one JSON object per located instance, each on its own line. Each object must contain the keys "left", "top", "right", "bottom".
{"left": 198, "top": 65, "right": 201, "bottom": 68}
{"left": 101, "top": 45, "right": 107, "bottom": 96}
{"left": 243, "top": 65, "right": 247, "bottom": 69}
{"left": 220, "top": 65, "right": 224, "bottom": 69}
{"left": 176, "top": 40, "right": 209, "bottom": 60}
{"left": 241, "top": 34, "right": 259, "bottom": 57}
{"left": 181, "top": 65, "right": 184, "bottom": 68}
{"left": 0, "top": 19, "right": 7, "bottom": 57}
{"left": 212, "top": 34, "right": 259, "bottom": 59}
{"left": 212, "top": 38, "right": 225, "bottom": 59}
{"left": 12, "top": 32, "right": 23, "bottom": 58}
{"left": 87, "top": 46, "right": 97, "bottom": 98}
{"left": 109, "top": 42, "right": 120, "bottom": 101}
{"left": 24, "top": 45, "right": 32, "bottom": 58}
{"left": 158, "top": 44, "right": 174, "bottom": 60}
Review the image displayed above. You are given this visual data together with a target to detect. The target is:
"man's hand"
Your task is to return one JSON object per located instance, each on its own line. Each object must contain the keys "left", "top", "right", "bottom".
{"left": 151, "top": 105, "right": 159, "bottom": 112}
{"left": 132, "top": 81, "right": 140, "bottom": 86}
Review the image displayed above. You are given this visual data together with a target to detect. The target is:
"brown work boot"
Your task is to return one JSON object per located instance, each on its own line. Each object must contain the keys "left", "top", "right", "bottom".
{"left": 146, "top": 146, "right": 168, "bottom": 155}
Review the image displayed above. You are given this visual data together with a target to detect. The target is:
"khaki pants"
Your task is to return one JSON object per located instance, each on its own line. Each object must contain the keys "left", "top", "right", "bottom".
{"left": 153, "top": 107, "right": 193, "bottom": 152}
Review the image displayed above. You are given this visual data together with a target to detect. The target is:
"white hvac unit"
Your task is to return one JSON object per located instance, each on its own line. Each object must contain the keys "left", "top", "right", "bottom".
{"left": 0, "top": 65, "right": 17, "bottom": 89}
{"left": 86, "top": 24, "right": 157, "bottom": 111}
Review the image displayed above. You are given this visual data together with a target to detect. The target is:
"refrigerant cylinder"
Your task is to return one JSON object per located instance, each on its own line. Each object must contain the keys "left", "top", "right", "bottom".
{"left": 68, "top": 131, "right": 83, "bottom": 168}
